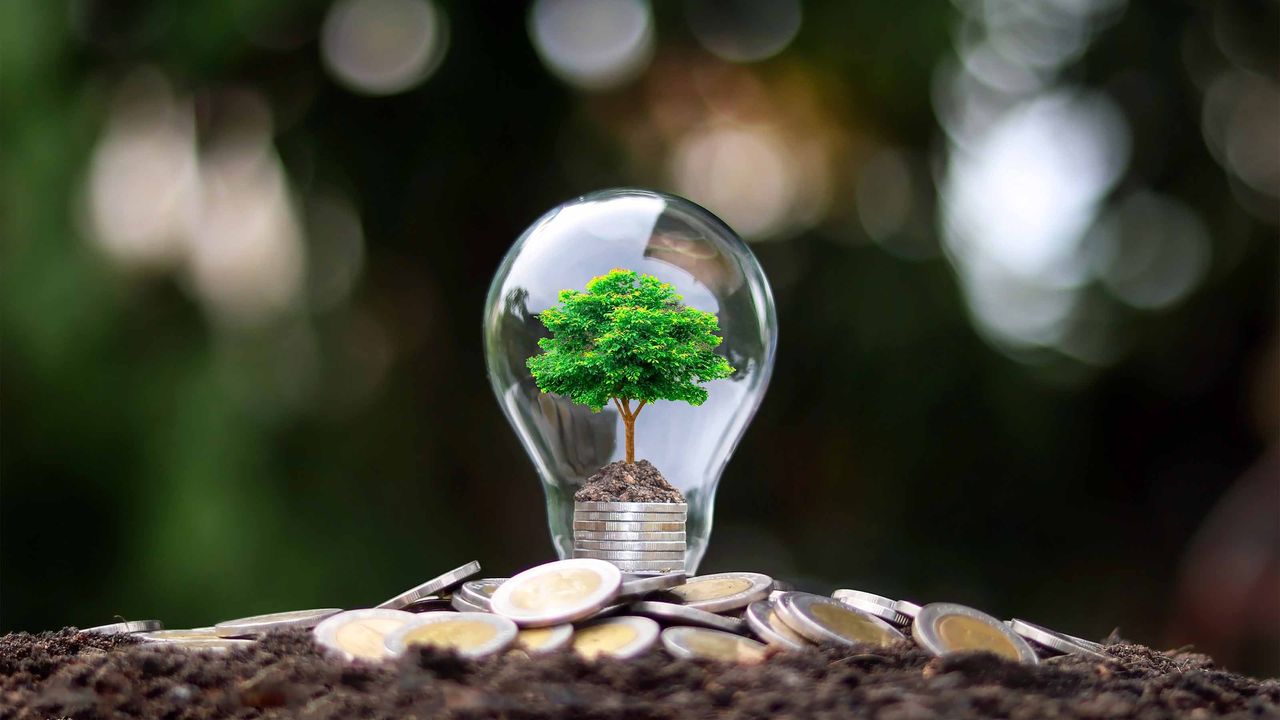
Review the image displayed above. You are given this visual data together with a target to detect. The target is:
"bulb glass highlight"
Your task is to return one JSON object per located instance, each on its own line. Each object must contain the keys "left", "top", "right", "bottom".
{"left": 484, "top": 189, "right": 776, "bottom": 572}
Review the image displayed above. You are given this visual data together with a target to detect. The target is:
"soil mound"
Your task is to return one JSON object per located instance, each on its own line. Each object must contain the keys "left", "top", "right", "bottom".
{"left": 575, "top": 459, "right": 685, "bottom": 503}
{"left": 2, "top": 628, "right": 1277, "bottom": 719}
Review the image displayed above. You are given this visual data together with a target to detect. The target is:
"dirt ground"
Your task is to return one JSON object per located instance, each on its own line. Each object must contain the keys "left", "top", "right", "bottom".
{"left": 575, "top": 460, "right": 685, "bottom": 503}
{"left": 2, "top": 627, "right": 1276, "bottom": 719}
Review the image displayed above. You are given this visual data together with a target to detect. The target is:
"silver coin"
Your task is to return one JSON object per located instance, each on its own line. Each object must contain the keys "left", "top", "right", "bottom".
{"left": 775, "top": 593, "right": 905, "bottom": 647}
{"left": 312, "top": 609, "right": 418, "bottom": 661}
{"left": 571, "top": 616, "right": 660, "bottom": 660}
{"left": 832, "top": 589, "right": 896, "bottom": 608}
{"left": 573, "top": 549, "right": 686, "bottom": 561}
{"left": 895, "top": 600, "right": 923, "bottom": 619}
{"left": 574, "top": 502, "right": 688, "bottom": 513}
{"left": 451, "top": 594, "right": 489, "bottom": 613}
{"left": 456, "top": 578, "right": 507, "bottom": 611}
{"left": 606, "top": 560, "right": 686, "bottom": 573}
{"left": 402, "top": 595, "right": 455, "bottom": 613}
{"left": 144, "top": 637, "right": 255, "bottom": 652}
{"left": 834, "top": 595, "right": 911, "bottom": 626}
{"left": 1061, "top": 633, "right": 1107, "bottom": 652}
{"left": 135, "top": 628, "right": 221, "bottom": 642}
{"left": 588, "top": 602, "right": 629, "bottom": 620}
{"left": 661, "top": 626, "right": 768, "bottom": 664}
{"left": 744, "top": 600, "right": 809, "bottom": 650}
{"left": 912, "top": 603, "right": 1038, "bottom": 665}
{"left": 514, "top": 623, "right": 574, "bottom": 654}
{"left": 83, "top": 619, "right": 163, "bottom": 634}
{"left": 575, "top": 540, "right": 687, "bottom": 552}
{"left": 663, "top": 572, "right": 774, "bottom": 613}
{"left": 573, "top": 520, "right": 686, "bottom": 532}
{"left": 575, "top": 511, "right": 687, "bottom": 522}
{"left": 619, "top": 571, "right": 688, "bottom": 598}
{"left": 215, "top": 608, "right": 343, "bottom": 638}
{"left": 1007, "top": 619, "right": 1109, "bottom": 660}
{"left": 376, "top": 560, "right": 482, "bottom": 610}
{"left": 459, "top": 578, "right": 507, "bottom": 599}
{"left": 574, "top": 530, "right": 687, "bottom": 542}
{"left": 490, "top": 558, "right": 622, "bottom": 627}
{"left": 573, "top": 540, "right": 686, "bottom": 550}
{"left": 1073, "top": 638, "right": 1107, "bottom": 653}
{"left": 384, "top": 612, "right": 518, "bottom": 659}
{"left": 629, "top": 601, "right": 746, "bottom": 634}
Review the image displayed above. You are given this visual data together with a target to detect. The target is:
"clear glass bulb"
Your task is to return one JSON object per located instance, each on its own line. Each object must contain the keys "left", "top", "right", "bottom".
{"left": 483, "top": 188, "right": 777, "bottom": 573}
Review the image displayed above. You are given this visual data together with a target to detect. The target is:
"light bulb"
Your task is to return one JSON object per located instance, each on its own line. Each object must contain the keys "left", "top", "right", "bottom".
{"left": 483, "top": 189, "right": 777, "bottom": 573}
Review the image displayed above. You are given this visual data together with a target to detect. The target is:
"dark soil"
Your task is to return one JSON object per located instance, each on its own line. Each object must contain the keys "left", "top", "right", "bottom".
{"left": 3, "top": 628, "right": 1277, "bottom": 719}
{"left": 575, "top": 460, "right": 686, "bottom": 503}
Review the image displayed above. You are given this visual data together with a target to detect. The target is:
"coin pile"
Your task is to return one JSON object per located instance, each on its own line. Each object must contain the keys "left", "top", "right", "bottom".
{"left": 80, "top": 560, "right": 1113, "bottom": 667}
{"left": 572, "top": 501, "right": 687, "bottom": 574}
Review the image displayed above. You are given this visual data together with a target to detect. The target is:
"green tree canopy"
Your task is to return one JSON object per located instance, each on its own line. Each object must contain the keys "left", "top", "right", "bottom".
{"left": 527, "top": 269, "right": 734, "bottom": 463}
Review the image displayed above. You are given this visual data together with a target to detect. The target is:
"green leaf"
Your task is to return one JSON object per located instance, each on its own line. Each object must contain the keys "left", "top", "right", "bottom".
{"left": 526, "top": 269, "right": 735, "bottom": 411}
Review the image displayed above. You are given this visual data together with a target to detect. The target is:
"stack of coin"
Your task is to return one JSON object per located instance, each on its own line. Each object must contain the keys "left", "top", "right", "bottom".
{"left": 572, "top": 501, "right": 687, "bottom": 575}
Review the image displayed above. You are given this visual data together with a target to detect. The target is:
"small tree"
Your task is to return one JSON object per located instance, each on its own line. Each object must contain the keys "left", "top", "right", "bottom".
{"left": 527, "top": 269, "right": 735, "bottom": 464}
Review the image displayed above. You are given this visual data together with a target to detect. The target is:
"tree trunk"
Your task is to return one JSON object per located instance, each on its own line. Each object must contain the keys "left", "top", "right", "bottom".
{"left": 614, "top": 398, "right": 645, "bottom": 465}
{"left": 624, "top": 413, "right": 635, "bottom": 464}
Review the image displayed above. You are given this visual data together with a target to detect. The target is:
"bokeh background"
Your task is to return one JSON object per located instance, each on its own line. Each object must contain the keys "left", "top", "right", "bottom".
{"left": 2, "top": 0, "right": 1277, "bottom": 676}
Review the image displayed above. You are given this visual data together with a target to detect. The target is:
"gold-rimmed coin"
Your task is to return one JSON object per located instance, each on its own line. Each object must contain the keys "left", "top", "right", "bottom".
{"left": 662, "top": 572, "right": 773, "bottom": 613}
{"left": 912, "top": 603, "right": 1038, "bottom": 665}
{"left": 744, "top": 600, "right": 809, "bottom": 650}
{"left": 312, "top": 609, "right": 417, "bottom": 661}
{"left": 490, "top": 559, "right": 622, "bottom": 627}
{"left": 774, "top": 593, "right": 904, "bottom": 648}
{"left": 661, "top": 626, "right": 767, "bottom": 664}
{"left": 570, "top": 616, "right": 660, "bottom": 660}
{"left": 514, "top": 624, "right": 574, "bottom": 654}
{"left": 384, "top": 612, "right": 518, "bottom": 659}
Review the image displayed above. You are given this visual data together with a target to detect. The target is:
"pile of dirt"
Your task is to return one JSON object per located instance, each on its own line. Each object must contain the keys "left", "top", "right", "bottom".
{"left": 575, "top": 460, "right": 685, "bottom": 503}
{"left": 3, "top": 628, "right": 1276, "bottom": 719}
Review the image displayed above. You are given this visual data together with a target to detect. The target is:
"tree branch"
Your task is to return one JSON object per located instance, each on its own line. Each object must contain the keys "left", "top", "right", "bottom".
{"left": 634, "top": 400, "right": 648, "bottom": 418}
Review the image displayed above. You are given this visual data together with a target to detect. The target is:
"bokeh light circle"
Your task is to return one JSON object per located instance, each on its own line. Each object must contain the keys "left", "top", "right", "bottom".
{"left": 528, "top": 0, "right": 654, "bottom": 90}
{"left": 671, "top": 125, "right": 799, "bottom": 241}
{"left": 685, "top": 0, "right": 801, "bottom": 63}
{"left": 321, "top": 0, "right": 448, "bottom": 96}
